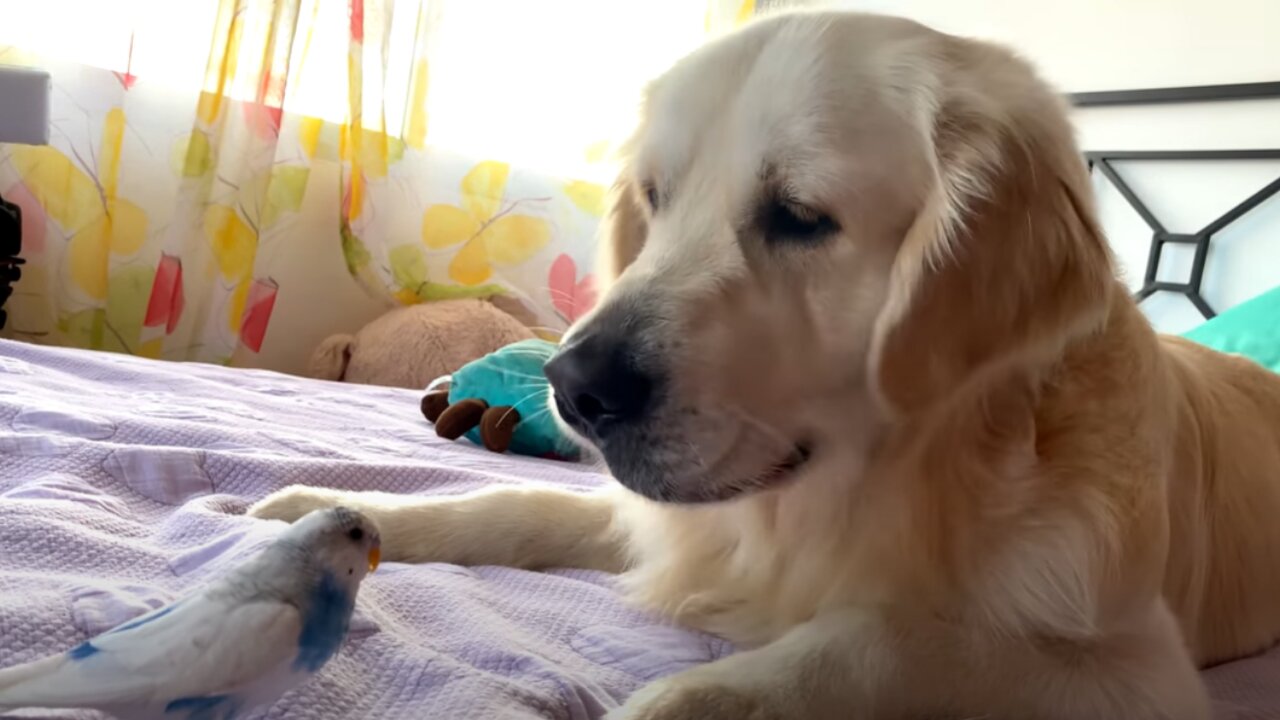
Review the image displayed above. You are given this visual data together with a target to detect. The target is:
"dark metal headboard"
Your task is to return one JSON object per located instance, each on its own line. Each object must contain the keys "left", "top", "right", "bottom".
{"left": 1069, "top": 81, "right": 1280, "bottom": 108}
{"left": 1068, "top": 82, "right": 1280, "bottom": 319}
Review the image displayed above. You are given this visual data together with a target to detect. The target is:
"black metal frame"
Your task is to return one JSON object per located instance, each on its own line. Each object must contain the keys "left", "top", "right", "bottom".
{"left": 1085, "top": 150, "right": 1280, "bottom": 319}
{"left": 1071, "top": 82, "right": 1280, "bottom": 320}
{"left": 1069, "top": 81, "right": 1280, "bottom": 108}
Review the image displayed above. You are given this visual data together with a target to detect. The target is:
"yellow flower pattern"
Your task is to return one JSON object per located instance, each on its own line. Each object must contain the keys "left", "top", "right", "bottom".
{"left": 8, "top": 108, "right": 148, "bottom": 303}
{"left": 421, "top": 161, "right": 551, "bottom": 286}
{"left": 563, "top": 180, "right": 607, "bottom": 218}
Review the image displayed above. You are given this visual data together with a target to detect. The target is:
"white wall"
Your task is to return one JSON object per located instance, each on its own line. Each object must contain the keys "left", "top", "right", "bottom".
{"left": 820, "top": 0, "right": 1280, "bottom": 333}
{"left": 816, "top": 0, "right": 1280, "bottom": 92}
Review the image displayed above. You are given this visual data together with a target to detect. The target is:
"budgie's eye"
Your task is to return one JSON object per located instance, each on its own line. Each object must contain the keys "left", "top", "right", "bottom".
{"left": 348, "top": 527, "right": 364, "bottom": 541}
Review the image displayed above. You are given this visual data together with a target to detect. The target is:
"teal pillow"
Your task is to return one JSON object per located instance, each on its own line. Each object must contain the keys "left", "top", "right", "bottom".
{"left": 1182, "top": 285, "right": 1280, "bottom": 373}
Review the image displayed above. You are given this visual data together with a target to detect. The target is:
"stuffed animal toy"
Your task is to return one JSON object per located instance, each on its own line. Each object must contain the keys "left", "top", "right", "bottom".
{"left": 421, "top": 339, "right": 581, "bottom": 460}
{"left": 307, "top": 298, "right": 535, "bottom": 389}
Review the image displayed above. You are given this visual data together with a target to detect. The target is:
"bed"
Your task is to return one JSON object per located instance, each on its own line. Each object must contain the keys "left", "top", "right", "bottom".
{"left": 2, "top": 322, "right": 1280, "bottom": 720}
{"left": 0, "top": 339, "right": 734, "bottom": 720}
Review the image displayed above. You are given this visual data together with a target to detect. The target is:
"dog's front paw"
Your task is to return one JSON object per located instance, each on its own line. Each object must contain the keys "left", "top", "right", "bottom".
{"left": 608, "top": 676, "right": 774, "bottom": 720}
{"left": 248, "top": 485, "right": 349, "bottom": 523}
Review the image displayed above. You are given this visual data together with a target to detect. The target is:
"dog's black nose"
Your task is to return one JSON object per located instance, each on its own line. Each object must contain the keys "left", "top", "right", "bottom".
{"left": 544, "top": 334, "right": 655, "bottom": 437}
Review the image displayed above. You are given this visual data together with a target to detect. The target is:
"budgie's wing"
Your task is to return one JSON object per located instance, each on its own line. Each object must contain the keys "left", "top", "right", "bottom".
{"left": 0, "top": 592, "right": 303, "bottom": 710}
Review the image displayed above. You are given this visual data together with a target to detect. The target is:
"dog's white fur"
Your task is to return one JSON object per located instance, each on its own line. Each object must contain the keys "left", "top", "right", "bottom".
{"left": 252, "top": 12, "right": 1280, "bottom": 719}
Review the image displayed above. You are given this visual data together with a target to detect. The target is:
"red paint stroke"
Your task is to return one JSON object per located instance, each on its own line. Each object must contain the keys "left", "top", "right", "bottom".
{"left": 143, "top": 253, "right": 184, "bottom": 334}
{"left": 113, "top": 32, "right": 137, "bottom": 90}
{"left": 242, "top": 71, "right": 285, "bottom": 140}
{"left": 349, "top": 0, "right": 365, "bottom": 43}
{"left": 239, "top": 277, "right": 278, "bottom": 352}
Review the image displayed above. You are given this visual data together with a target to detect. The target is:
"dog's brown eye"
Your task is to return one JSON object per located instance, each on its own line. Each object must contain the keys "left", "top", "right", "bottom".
{"left": 764, "top": 201, "right": 837, "bottom": 243}
{"left": 643, "top": 184, "right": 659, "bottom": 211}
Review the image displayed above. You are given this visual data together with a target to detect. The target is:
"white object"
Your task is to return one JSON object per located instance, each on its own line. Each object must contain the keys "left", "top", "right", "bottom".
{"left": 0, "top": 65, "right": 51, "bottom": 145}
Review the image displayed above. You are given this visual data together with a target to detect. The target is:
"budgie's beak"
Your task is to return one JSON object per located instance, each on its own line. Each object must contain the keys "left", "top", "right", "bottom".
{"left": 368, "top": 546, "right": 381, "bottom": 572}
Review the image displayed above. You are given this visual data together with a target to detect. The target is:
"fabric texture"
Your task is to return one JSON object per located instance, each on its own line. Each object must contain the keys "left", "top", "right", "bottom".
{"left": 0, "top": 339, "right": 735, "bottom": 719}
{"left": 1183, "top": 285, "right": 1280, "bottom": 373}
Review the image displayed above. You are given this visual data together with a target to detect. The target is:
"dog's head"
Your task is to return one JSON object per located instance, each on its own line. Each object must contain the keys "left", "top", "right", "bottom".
{"left": 546, "top": 12, "right": 1114, "bottom": 503}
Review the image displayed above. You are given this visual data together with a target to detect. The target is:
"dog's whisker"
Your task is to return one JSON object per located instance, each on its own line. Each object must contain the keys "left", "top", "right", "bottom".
{"left": 719, "top": 403, "right": 795, "bottom": 451}
{"left": 505, "top": 389, "right": 549, "bottom": 421}
{"left": 523, "top": 325, "right": 568, "bottom": 335}
{"left": 681, "top": 437, "right": 711, "bottom": 475}
{"left": 520, "top": 406, "right": 552, "bottom": 424}
{"left": 495, "top": 349, "right": 554, "bottom": 358}
{"left": 482, "top": 370, "right": 550, "bottom": 383}
{"left": 496, "top": 350, "right": 561, "bottom": 364}
{"left": 475, "top": 379, "right": 548, "bottom": 391}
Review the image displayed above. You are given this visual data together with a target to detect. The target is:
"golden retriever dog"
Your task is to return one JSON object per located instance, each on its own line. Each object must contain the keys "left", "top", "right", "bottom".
{"left": 251, "top": 11, "right": 1280, "bottom": 719}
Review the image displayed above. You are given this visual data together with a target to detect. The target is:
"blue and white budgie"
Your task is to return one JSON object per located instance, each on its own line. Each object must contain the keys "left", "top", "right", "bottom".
{"left": 0, "top": 506, "right": 381, "bottom": 720}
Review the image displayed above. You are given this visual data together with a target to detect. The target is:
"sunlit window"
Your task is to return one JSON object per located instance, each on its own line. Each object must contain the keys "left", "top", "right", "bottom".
{"left": 0, "top": 0, "right": 709, "bottom": 180}
{"left": 0, "top": 0, "right": 216, "bottom": 90}
{"left": 418, "top": 0, "right": 708, "bottom": 180}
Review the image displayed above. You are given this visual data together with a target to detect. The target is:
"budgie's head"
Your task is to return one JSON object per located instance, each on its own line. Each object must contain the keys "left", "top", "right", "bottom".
{"left": 283, "top": 506, "right": 382, "bottom": 585}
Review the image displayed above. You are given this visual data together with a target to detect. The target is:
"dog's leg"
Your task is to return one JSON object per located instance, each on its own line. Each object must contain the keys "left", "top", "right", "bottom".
{"left": 248, "top": 484, "right": 626, "bottom": 572}
{"left": 609, "top": 602, "right": 1210, "bottom": 720}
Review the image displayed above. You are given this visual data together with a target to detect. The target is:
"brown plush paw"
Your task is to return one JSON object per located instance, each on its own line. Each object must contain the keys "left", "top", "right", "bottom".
{"left": 422, "top": 390, "right": 450, "bottom": 423}
{"left": 479, "top": 406, "right": 521, "bottom": 453}
{"left": 434, "top": 397, "right": 488, "bottom": 440}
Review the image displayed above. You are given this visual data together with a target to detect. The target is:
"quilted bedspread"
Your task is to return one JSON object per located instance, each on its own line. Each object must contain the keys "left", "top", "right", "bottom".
{"left": 0, "top": 339, "right": 1276, "bottom": 719}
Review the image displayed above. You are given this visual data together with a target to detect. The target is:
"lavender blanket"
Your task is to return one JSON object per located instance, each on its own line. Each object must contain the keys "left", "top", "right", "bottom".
{"left": 0, "top": 340, "right": 1275, "bottom": 719}
{"left": 0, "top": 340, "right": 731, "bottom": 719}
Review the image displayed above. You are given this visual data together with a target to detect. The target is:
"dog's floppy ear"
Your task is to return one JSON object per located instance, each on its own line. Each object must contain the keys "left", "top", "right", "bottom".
{"left": 596, "top": 174, "right": 648, "bottom": 293}
{"left": 869, "top": 88, "right": 1115, "bottom": 417}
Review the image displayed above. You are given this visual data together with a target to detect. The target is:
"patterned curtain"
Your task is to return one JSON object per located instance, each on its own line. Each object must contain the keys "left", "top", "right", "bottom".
{"left": 0, "top": 0, "right": 756, "bottom": 367}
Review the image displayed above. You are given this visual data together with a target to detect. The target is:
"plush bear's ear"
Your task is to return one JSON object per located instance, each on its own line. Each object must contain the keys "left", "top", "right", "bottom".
{"left": 486, "top": 294, "right": 541, "bottom": 331}
{"left": 307, "top": 334, "right": 354, "bottom": 381}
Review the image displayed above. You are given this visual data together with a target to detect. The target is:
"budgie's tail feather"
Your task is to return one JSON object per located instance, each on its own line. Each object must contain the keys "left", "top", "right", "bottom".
{"left": 0, "top": 653, "right": 87, "bottom": 709}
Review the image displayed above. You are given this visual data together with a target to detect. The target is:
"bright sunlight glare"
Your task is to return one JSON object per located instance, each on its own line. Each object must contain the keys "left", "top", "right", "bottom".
{"left": 0, "top": 0, "right": 709, "bottom": 181}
